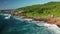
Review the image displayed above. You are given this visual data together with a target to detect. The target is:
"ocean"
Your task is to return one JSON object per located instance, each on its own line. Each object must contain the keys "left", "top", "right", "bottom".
{"left": 0, "top": 14, "right": 60, "bottom": 34}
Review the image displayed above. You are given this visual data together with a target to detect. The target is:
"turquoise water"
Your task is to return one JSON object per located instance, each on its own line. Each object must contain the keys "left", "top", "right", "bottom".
{"left": 0, "top": 15, "right": 60, "bottom": 34}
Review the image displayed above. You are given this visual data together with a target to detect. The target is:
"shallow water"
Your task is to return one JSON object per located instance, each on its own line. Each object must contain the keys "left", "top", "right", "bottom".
{"left": 0, "top": 15, "right": 60, "bottom": 34}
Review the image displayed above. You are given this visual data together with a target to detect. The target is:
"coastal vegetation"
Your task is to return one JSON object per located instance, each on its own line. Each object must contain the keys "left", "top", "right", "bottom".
{"left": 17, "top": 2, "right": 60, "bottom": 18}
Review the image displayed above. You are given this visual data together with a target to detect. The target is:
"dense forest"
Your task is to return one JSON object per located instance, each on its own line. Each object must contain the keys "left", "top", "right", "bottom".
{"left": 17, "top": 2, "right": 60, "bottom": 18}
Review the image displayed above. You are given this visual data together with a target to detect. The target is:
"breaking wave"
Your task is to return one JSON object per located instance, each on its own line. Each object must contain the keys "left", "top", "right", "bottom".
{"left": 0, "top": 14, "right": 60, "bottom": 34}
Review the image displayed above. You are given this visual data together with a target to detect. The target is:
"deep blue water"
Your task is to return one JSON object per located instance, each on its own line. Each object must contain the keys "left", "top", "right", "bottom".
{"left": 0, "top": 15, "right": 59, "bottom": 34}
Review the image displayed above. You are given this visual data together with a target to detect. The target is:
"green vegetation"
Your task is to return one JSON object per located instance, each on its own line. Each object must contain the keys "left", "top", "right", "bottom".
{"left": 17, "top": 2, "right": 60, "bottom": 18}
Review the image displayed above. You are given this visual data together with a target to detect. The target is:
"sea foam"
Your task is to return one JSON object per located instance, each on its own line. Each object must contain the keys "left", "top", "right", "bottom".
{"left": 24, "top": 19, "right": 60, "bottom": 34}
{"left": 31, "top": 21, "right": 60, "bottom": 34}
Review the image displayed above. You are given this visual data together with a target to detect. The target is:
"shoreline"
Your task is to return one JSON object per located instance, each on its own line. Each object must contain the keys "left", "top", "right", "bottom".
{"left": 12, "top": 14, "right": 60, "bottom": 27}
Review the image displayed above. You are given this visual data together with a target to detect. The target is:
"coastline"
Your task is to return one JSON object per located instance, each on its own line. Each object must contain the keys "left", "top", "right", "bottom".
{"left": 12, "top": 14, "right": 60, "bottom": 27}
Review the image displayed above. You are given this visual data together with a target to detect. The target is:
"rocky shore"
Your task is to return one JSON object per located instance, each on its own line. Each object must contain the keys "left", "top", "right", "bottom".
{"left": 12, "top": 14, "right": 60, "bottom": 27}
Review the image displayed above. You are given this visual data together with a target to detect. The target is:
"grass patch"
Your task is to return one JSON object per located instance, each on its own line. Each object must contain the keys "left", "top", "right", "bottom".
{"left": 26, "top": 13, "right": 49, "bottom": 18}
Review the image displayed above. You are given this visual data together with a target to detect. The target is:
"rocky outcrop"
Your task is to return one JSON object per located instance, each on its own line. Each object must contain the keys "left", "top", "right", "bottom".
{"left": 12, "top": 14, "right": 60, "bottom": 27}
{"left": 25, "top": 16, "right": 60, "bottom": 27}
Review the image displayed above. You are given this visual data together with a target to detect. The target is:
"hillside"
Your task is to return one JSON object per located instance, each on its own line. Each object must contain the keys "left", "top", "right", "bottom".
{"left": 17, "top": 2, "right": 60, "bottom": 18}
